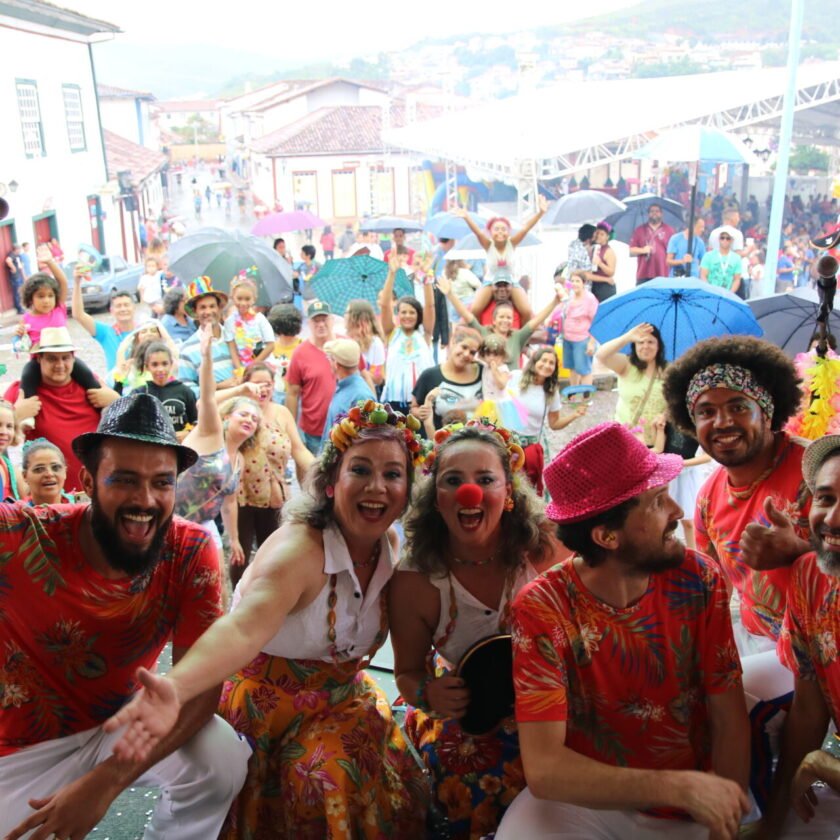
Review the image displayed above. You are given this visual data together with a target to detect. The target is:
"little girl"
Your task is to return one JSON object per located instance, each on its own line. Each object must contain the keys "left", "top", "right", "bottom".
{"left": 133, "top": 341, "right": 197, "bottom": 441}
{"left": 137, "top": 256, "right": 167, "bottom": 316}
{"left": 0, "top": 400, "right": 24, "bottom": 501}
{"left": 224, "top": 269, "right": 275, "bottom": 369}
{"left": 15, "top": 247, "right": 99, "bottom": 407}
{"left": 473, "top": 334, "right": 524, "bottom": 431}
{"left": 111, "top": 322, "right": 179, "bottom": 393}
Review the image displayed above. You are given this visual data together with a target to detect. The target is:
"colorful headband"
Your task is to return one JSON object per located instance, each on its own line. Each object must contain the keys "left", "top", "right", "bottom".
{"left": 231, "top": 265, "right": 260, "bottom": 292}
{"left": 326, "top": 399, "right": 430, "bottom": 468}
{"left": 425, "top": 417, "right": 525, "bottom": 474}
{"left": 686, "top": 363, "right": 774, "bottom": 419}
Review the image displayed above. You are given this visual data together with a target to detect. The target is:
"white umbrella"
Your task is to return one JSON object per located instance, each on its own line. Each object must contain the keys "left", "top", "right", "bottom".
{"left": 544, "top": 190, "right": 626, "bottom": 225}
{"left": 445, "top": 231, "right": 541, "bottom": 261}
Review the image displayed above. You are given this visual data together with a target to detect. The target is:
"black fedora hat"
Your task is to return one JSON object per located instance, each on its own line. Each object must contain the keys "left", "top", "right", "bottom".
{"left": 72, "top": 393, "right": 198, "bottom": 473}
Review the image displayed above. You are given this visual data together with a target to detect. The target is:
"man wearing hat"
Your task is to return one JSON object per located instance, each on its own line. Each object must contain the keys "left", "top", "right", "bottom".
{"left": 320, "top": 338, "right": 374, "bottom": 445}
{"left": 663, "top": 336, "right": 809, "bottom": 809}
{"left": 759, "top": 435, "right": 840, "bottom": 837}
{"left": 177, "top": 276, "right": 238, "bottom": 395}
{"left": 286, "top": 300, "right": 337, "bottom": 455}
{"left": 497, "top": 422, "right": 749, "bottom": 840}
{"left": 0, "top": 393, "right": 250, "bottom": 840}
{"left": 3, "top": 326, "right": 119, "bottom": 492}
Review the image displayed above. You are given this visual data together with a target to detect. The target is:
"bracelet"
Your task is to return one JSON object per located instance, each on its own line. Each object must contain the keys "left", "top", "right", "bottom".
{"left": 415, "top": 674, "right": 433, "bottom": 713}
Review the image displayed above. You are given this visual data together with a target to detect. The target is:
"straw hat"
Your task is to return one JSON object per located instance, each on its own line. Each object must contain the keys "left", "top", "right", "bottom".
{"left": 31, "top": 326, "right": 76, "bottom": 354}
{"left": 802, "top": 434, "right": 840, "bottom": 492}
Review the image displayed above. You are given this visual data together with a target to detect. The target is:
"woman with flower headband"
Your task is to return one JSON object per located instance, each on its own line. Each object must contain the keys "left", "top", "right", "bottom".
{"left": 104, "top": 399, "right": 430, "bottom": 839}
{"left": 390, "top": 419, "right": 558, "bottom": 839}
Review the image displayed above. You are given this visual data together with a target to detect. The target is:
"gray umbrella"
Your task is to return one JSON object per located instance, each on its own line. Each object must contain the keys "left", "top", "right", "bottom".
{"left": 168, "top": 228, "right": 294, "bottom": 307}
{"left": 748, "top": 288, "right": 836, "bottom": 358}
{"left": 544, "top": 190, "right": 626, "bottom": 225}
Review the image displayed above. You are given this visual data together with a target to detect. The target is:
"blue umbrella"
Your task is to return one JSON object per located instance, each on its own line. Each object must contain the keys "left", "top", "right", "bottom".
{"left": 590, "top": 277, "right": 763, "bottom": 361}
{"left": 359, "top": 215, "right": 424, "bottom": 233}
{"left": 309, "top": 255, "right": 413, "bottom": 314}
{"left": 635, "top": 125, "right": 753, "bottom": 167}
{"left": 424, "top": 211, "right": 487, "bottom": 241}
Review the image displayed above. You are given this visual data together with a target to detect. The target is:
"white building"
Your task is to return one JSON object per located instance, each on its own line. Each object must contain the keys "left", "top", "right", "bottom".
{"left": 97, "top": 84, "right": 157, "bottom": 150}
{"left": 0, "top": 0, "right": 119, "bottom": 313}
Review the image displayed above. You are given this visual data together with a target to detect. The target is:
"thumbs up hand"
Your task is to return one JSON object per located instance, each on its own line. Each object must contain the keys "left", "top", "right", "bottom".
{"left": 738, "top": 496, "right": 809, "bottom": 571}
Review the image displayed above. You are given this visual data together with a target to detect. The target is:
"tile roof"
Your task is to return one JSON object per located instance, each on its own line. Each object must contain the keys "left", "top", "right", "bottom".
{"left": 153, "top": 99, "right": 222, "bottom": 112}
{"left": 98, "top": 83, "right": 155, "bottom": 100}
{"left": 251, "top": 103, "right": 441, "bottom": 157}
{"left": 2, "top": 0, "right": 120, "bottom": 35}
{"left": 233, "top": 77, "right": 391, "bottom": 114}
{"left": 103, "top": 130, "right": 166, "bottom": 183}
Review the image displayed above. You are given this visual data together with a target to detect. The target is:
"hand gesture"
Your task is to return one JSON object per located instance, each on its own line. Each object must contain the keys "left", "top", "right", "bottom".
{"left": 739, "top": 497, "right": 806, "bottom": 571}
{"left": 3, "top": 768, "right": 120, "bottom": 840}
{"left": 435, "top": 275, "right": 452, "bottom": 297}
{"left": 425, "top": 674, "right": 470, "bottom": 719}
{"left": 450, "top": 206, "right": 469, "bottom": 219}
{"left": 74, "top": 263, "right": 92, "bottom": 281}
{"left": 35, "top": 243, "right": 53, "bottom": 265}
{"left": 554, "top": 282, "right": 567, "bottom": 301}
{"left": 537, "top": 194, "right": 548, "bottom": 214}
{"left": 199, "top": 322, "right": 213, "bottom": 358}
{"left": 680, "top": 771, "right": 750, "bottom": 840}
{"left": 626, "top": 322, "right": 655, "bottom": 343}
{"left": 14, "top": 395, "right": 41, "bottom": 421}
{"left": 102, "top": 666, "right": 181, "bottom": 763}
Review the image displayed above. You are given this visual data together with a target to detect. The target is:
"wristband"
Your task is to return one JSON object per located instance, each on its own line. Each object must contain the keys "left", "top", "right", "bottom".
{"left": 822, "top": 731, "right": 840, "bottom": 760}
{"left": 415, "top": 674, "right": 433, "bottom": 713}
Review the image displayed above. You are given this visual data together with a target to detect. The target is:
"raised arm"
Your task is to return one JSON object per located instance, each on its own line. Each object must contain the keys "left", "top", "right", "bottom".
{"left": 526, "top": 283, "right": 567, "bottom": 332}
{"left": 452, "top": 207, "right": 490, "bottom": 250}
{"left": 511, "top": 194, "right": 547, "bottom": 247}
{"left": 380, "top": 252, "right": 400, "bottom": 336}
{"left": 422, "top": 275, "right": 435, "bottom": 345}
{"left": 193, "top": 324, "right": 223, "bottom": 442}
{"left": 436, "top": 274, "right": 479, "bottom": 326}
{"left": 594, "top": 323, "right": 655, "bottom": 376}
{"left": 37, "top": 243, "right": 68, "bottom": 304}
{"left": 70, "top": 264, "right": 97, "bottom": 336}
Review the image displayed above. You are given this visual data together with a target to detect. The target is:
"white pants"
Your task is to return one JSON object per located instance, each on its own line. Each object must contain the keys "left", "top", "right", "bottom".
{"left": 0, "top": 715, "right": 251, "bottom": 839}
{"left": 495, "top": 788, "right": 709, "bottom": 839}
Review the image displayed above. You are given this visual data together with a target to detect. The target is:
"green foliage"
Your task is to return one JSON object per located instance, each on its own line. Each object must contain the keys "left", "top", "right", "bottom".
{"left": 789, "top": 145, "right": 831, "bottom": 173}
{"left": 632, "top": 56, "right": 707, "bottom": 78}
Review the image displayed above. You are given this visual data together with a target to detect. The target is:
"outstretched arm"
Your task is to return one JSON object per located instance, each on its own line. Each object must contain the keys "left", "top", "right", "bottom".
{"left": 380, "top": 252, "right": 399, "bottom": 336}
{"left": 194, "top": 324, "right": 224, "bottom": 442}
{"left": 436, "top": 275, "right": 479, "bottom": 326}
{"left": 71, "top": 264, "right": 97, "bottom": 336}
{"left": 594, "top": 323, "right": 656, "bottom": 376}
{"left": 511, "top": 194, "right": 547, "bottom": 247}
{"left": 526, "top": 284, "right": 566, "bottom": 332}
{"left": 452, "top": 206, "right": 491, "bottom": 251}
{"left": 37, "top": 244, "right": 68, "bottom": 304}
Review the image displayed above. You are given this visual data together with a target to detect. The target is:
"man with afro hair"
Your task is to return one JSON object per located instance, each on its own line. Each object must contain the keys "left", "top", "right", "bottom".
{"left": 664, "top": 335, "right": 808, "bottom": 813}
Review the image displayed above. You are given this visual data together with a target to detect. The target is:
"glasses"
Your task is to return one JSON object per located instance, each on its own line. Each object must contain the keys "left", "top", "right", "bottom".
{"left": 719, "top": 235, "right": 732, "bottom": 241}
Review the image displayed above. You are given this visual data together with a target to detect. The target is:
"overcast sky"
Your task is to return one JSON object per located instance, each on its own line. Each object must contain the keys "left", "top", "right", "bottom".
{"left": 72, "top": 0, "right": 643, "bottom": 64}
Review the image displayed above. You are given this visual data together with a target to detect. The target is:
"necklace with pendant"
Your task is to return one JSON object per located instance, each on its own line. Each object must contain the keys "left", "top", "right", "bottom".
{"left": 353, "top": 541, "right": 381, "bottom": 569}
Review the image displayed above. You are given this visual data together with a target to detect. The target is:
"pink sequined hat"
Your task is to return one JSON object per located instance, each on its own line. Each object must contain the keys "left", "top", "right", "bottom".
{"left": 543, "top": 422, "right": 683, "bottom": 524}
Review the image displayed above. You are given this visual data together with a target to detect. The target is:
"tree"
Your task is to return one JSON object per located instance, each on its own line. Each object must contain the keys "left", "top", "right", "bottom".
{"left": 789, "top": 145, "right": 830, "bottom": 173}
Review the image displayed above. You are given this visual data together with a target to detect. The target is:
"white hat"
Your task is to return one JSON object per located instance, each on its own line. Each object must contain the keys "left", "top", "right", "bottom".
{"left": 32, "top": 326, "right": 76, "bottom": 354}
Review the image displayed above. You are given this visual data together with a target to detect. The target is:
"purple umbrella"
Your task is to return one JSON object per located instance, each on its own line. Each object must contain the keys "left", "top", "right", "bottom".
{"left": 252, "top": 210, "right": 326, "bottom": 236}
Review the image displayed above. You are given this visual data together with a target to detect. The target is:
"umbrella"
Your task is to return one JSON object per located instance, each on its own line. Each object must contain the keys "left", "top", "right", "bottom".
{"left": 590, "top": 277, "right": 762, "bottom": 361}
{"left": 603, "top": 195, "right": 685, "bottom": 244}
{"left": 747, "top": 288, "right": 838, "bottom": 358}
{"left": 309, "top": 255, "right": 413, "bottom": 314}
{"left": 544, "top": 191, "right": 626, "bottom": 226}
{"left": 359, "top": 215, "right": 424, "bottom": 233}
{"left": 251, "top": 210, "right": 326, "bottom": 236}
{"left": 424, "top": 211, "right": 487, "bottom": 241}
{"left": 446, "top": 231, "right": 541, "bottom": 261}
{"left": 168, "top": 228, "right": 294, "bottom": 308}
{"left": 635, "top": 125, "right": 752, "bottom": 257}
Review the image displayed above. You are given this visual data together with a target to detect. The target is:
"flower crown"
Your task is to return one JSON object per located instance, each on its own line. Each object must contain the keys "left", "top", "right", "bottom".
{"left": 424, "top": 417, "right": 525, "bottom": 473}
{"left": 231, "top": 265, "right": 260, "bottom": 292}
{"left": 326, "top": 399, "right": 430, "bottom": 468}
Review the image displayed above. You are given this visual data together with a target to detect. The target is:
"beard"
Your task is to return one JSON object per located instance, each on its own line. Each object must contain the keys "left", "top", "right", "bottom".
{"left": 812, "top": 530, "right": 840, "bottom": 578}
{"left": 620, "top": 524, "right": 686, "bottom": 576}
{"left": 89, "top": 488, "right": 172, "bottom": 577}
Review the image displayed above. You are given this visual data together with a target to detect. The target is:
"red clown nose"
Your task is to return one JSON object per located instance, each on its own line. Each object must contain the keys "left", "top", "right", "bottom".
{"left": 455, "top": 483, "right": 483, "bottom": 507}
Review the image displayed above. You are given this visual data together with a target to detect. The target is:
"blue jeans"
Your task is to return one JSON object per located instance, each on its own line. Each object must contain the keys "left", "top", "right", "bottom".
{"left": 302, "top": 431, "right": 322, "bottom": 457}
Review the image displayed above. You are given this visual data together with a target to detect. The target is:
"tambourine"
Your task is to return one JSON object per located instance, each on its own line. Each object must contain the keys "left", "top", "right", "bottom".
{"left": 456, "top": 634, "right": 514, "bottom": 736}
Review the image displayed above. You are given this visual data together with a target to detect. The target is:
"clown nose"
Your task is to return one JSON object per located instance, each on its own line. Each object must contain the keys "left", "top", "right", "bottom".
{"left": 455, "top": 483, "right": 483, "bottom": 507}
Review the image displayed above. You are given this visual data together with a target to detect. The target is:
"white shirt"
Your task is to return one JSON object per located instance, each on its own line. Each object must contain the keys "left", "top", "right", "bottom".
{"left": 509, "top": 370, "right": 561, "bottom": 437}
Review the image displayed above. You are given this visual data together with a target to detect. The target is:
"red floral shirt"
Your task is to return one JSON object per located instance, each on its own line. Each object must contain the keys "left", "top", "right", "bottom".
{"left": 695, "top": 433, "right": 810, "bottom": 640}
{"left": 511, "top": 551, "right": 741, "bottom": 780}
{"left": 778, "top": 552, "right": 840, "bottom": 726}
{"left": 0, "top": 504, "right": 222, "bottom": 755}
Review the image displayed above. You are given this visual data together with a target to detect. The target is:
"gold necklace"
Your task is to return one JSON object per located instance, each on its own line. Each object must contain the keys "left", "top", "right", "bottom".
{"left": 727, "top": 437, "right": 785, "bottom": 506}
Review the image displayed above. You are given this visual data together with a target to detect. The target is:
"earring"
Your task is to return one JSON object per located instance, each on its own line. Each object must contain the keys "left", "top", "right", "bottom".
{"left": 503, "top": 495, "right": 514, "bottom": 512}
{"left": 325, "top": 485, "right": 334, "bottom": 498}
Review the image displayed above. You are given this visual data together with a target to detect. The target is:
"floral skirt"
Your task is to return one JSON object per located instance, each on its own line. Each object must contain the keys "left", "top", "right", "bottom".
{"left": 404, "top": 708, "right": 525, "bottom": 840}
{"left": 218, "top": 653, "right": 428, "bottom": 840}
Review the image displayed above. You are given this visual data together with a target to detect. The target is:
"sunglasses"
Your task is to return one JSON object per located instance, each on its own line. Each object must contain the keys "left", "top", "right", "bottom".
{"left": 719, "top": 235, "right": 732, "bottom": 240}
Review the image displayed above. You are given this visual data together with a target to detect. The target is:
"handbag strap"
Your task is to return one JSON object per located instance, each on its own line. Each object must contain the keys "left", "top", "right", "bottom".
{"left": 630, "top": 369, "right": 659, "bottom": 429}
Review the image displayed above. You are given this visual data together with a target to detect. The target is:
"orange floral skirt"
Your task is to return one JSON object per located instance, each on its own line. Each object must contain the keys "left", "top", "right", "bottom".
{"left": 218, "top": 652, "right": 427, "bottom": 839}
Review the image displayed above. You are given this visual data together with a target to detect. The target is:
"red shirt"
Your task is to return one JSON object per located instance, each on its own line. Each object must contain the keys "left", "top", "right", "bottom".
{"left": 478, "top": 301, "right": 523, "bottom": 329}
{"left": 629, "top": 222, "right": 675, "bottom": 280}
{"left": 0, "top": 505, "right": 222, "bottom": 755}
{"left": 511, "top": 551, "right": 740, "bottom": 805}
{"left": 695, "top": 433, "right": 810, "bottom": 640}
{"left": 285, "top": 339, "right": 336, "bottom": 437}
{"left": 779, "top": 552, "right": 840, "bottom": 726}
{"left": 4, "top": 378, "right": 102, "bottom": 492}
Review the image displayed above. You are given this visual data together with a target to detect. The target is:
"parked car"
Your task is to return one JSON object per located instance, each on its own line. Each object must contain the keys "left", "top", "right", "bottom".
{"left": 64, "top": 255, "right": 144, "bottom": 312}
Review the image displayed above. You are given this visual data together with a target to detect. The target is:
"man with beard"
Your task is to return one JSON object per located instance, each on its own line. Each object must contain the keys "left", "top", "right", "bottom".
{"left": 0, "top": 393, "right": 250, "bottom": 840}
{"left": 663, "top": 336, "right": 808, "bottom": 811}
{"left": 178, "top": 277, "right": 238, "bottom": 394}
{"left": 629, "top": 202, "right": 675, "bottom": 285}
{"left": 497, "top": 422, "right": 750, "bottom": 840}
{"left": 758, "top": 435, "right": 840, "bottom": 837}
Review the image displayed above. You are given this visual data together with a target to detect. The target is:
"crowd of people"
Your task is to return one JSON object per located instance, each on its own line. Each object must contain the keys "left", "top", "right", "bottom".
{"left": 2, "top": 205, "right": 840, "bottom": 840}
